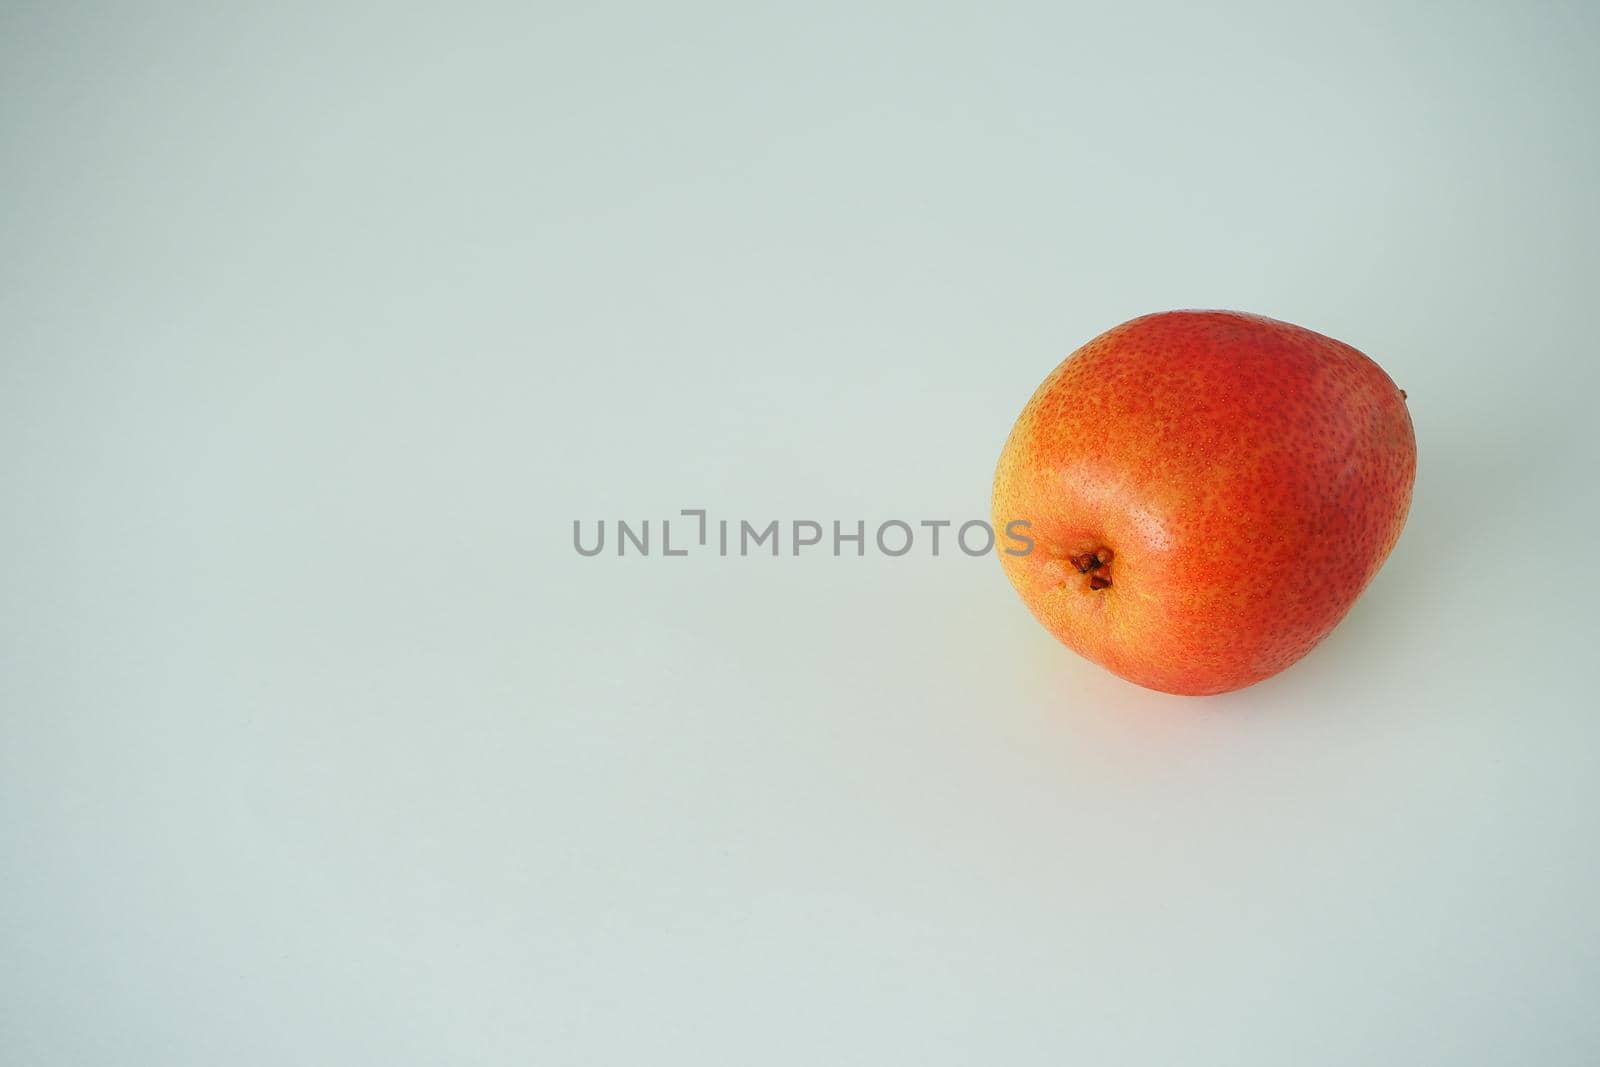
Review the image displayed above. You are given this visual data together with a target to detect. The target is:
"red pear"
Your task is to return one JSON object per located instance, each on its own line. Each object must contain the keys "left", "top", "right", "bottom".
{"left": 992, "top": 310, "right": 1416, "bottom": 696}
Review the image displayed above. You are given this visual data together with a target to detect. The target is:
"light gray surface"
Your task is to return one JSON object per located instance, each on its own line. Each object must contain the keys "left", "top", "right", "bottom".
{"left": 4, "top": 2, "right": 1599, "bottom": 1063}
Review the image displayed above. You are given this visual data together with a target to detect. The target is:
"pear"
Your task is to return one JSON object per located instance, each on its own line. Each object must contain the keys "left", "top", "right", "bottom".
{"left": 993, "top": 310, "right": 1416, "bottom": 695}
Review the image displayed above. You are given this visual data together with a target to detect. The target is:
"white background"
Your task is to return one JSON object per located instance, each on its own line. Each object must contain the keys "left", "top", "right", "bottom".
{"left": 5, "top": 2, "right": 1599, "bottom": 1063}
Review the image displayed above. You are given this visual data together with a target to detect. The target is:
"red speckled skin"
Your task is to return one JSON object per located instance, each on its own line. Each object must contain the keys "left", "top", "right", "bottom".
{"left": 992, "top": 310, "right": 1416, "bottom": 696}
